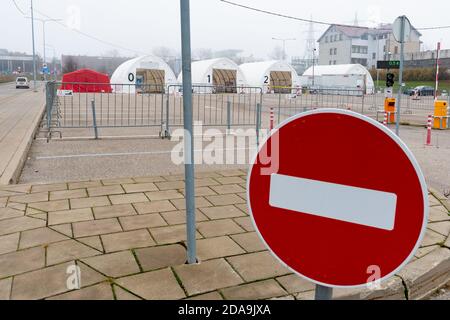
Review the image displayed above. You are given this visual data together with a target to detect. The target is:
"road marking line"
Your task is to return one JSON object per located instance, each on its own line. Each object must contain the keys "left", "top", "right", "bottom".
{"left": 269, "top": 174, "right": 397, "bottom": 231}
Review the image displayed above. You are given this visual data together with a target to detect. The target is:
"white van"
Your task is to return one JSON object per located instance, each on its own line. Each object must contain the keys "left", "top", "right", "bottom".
{"left": 16, "top": 77, "right": 30, "bottom": 89}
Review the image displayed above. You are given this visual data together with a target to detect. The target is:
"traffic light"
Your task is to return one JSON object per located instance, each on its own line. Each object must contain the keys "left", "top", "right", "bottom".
{"left": 386, "top": 73, "right": 395, "bottom": 88}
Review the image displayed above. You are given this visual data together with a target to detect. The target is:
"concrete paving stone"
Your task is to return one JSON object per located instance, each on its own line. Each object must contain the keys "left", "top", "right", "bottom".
{"left": 50, "top": 224, "right": 73, "bottom": 238}
{"left": 197, "top": 219, "right": 245, "bottom": 238}
{"left": 113, "top": 285, "right": 142, "bottom": 300}
{"left": 221, "top": 279, "right": 287, "bottom": 300}
{"left": 210, "top": 184, "right": 246, "bottom": 195}
{"left": 70, "top": 196, "right": 110, "bottom": 210}
{"left": 122, "top": 182, "right": 158, "bottom": 194}
{"left": 73, "top": 218, "right": 123, "bottom": 238}
{"left": 214, "top": 176, "right": 246, "bottom": 185}
{"left": 93, "top": 204, "right": 137, "bottom": 220}
{"left": 101, "top": 229, "right": 155, "bottom": 253}
{"left": 0, "top": 233, "right": 20, "bottom": 255}
{"left": 174, "top": 259, "right": 243, "bottom": 296}
{"left": 101, "top": 178, "right": 135, "bottom": 186}
{"left": 135, "top": 244, "right": 187, "bottom": 272}
{"left": 295, "top": 291, "right": 315, "bottom": 300}
{"left": 170, "top": 197, "right": 212, "bottom": 211}
{"left": 397, "top": 248, "right": 450, "bottom": 300}
{"left": 231, "top": 232, "right": 266, "bottom": 253}
{"left": 194, "top": 178, "right": 221, "bottom": 187}
{"left": 359, "top": 276, "right": 407, "bottom": 300}
{"left": 145, "top": 190, "right": 184, "bottom": 201}
{"left": 429, "top": 195, "right": 441, "bottom": 207}
{"left": 0, "top": 216, "right": 46, "bottom": 236}
{"left": 0, "top": 247, "right": 45, "bottom": 278}
{"left": 0, "top": 190, "right": 22, "bottom": 198}
{"left": 421, "top": 229, "right": 446, "bottom": 247}
{"left": 217, "top": 170, "right": 246, "bottom": 177}
{"left": 200, "top": 205, "right": 247, "bottom": 220}
{"left": 416, "top": 245, "right": 440, "bottom": 259}
{"left": 87, "top": 185, "right": 124, "bottom": 197}
{"left": 109, "top": 193, "right": 148, "bottom": 205}
{"left": 11, "top": 262, "right": 74, "bottom": 300}
{"left": 0, "top": 278, "right": 12, "bottom": 300}
{"left": 270, "top": 295, "right": 296, "bottom": 300}
{"left": 26, "top": 207, "right": 44, "bottom": 215}
{"left": 179, "top": 187, "right": 217, "bottom": 197}
{"left": 193, "top": 172, "right": 223, "bottom": 179}
{"left": 0, "top": 207, "right": 24, "bottom": 221}
{"left": 29, "top": 213, "right": 47, "bottom": 221}
{"left": 117, "top": 268, "right": 185, "bottom": 300}
{"left": 77, "top": 261, "right": 108, "bottom": 288}
{"left": 68, "top": 181, "right": 103, "bottom": 190}
{"left": 428, "top": 221, "right": 450, "bottom": 237}
{"left": 82, "top": 251, "right": 140, "bottom": 278}
{"left": 50, "top": 189, "right": 87, "bottom": 201}
{"left": 160, "top": 210, "right": 208, "bottom": 226}
{"left": 445, "top": 236, "right": 450, "bottom": 248}
{"left": 197, "top": 236, "right": 245, "bottom": 261}
{"left": 7, "top": 202, "right": 26, "bottom": 211}
{"left": 276, "top": 274, "right": 315, "bottom": 294}
{"left": 47, "top": 239, "right": 102, "bottom": 266}
{"left": 8, "top": 192, "right": 48, "bottom": 204}
{"left": 48, "top": 282, "right": 114, "bottom": 300}
{"left": 19, "top": 227, "right": 69, "bottom": 250}
{"left": 150, "top": 225, "right": 202, "bottom": 245}
{"left": 134, "top": 200, "right": 177, "bottom": 214}
{"left": 234, "top": 203, "right": 249, "bottom": 214}
{"left": 155, "top": 181, "right": 186, "bottom": 191}
{"left": 133, "top": 176, "right": 166, "bottom": 184}
{"left": 0, "top": 197, "right": 7, "bottom": 208}
{"left": 161, "top": 174, "right": 185, "bottom": 182}
{"left": 0, "top": 185, "right": 31, "bottom": 193}
{"left": 205, "top": 194, "right": 246, "bottom": 206}
{"left": 119, "top": 214, "right": 167, "bottom": 231}
{"left": 429, "top": 188, "right": 447, "bottom": 201}
{"left": 48, "top": 208, "right": 94, "bottom": 226}
{"left": 429, "top": 206, "right": 450, "bottom": 222}
{"left": 236, "top": 193, "right": 248, "bottom": 201}
{"left": 186, "top": 291, "right": 223, "bottom": 300}
{"left": 31, "top": 183, "right": 67, "bottom": 193}
{"left": 28, "top": 200, "right": 70, "bottom": 213}
{"left": 227, "top": 252, "right": 290, "bottom": 282}
{"left": 78, "top": 236, "right": 104, "bottom": 252}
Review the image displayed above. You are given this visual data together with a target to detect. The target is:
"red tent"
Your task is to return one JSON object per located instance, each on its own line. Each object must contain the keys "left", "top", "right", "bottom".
{"left": 61, "top": 69, "right": 112, "bottom": 93}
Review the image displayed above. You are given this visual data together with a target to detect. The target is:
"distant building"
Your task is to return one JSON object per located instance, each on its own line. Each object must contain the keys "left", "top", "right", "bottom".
{"left": 391, "top": 49, "right": 450, "bottom": 69}
{"left": 290, "top": 56, "right": 318, "bottom": 76}
{"left": 0, "top": 49, "right": 39, "bottom": 74}
{"left": 317, "top": 24, "right": 422, "bottom": 69}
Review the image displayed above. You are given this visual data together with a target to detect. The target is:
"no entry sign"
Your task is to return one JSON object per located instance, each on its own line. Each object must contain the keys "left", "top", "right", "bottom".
{"left": 247, "top": 109, "right": 428, "bottom": 288}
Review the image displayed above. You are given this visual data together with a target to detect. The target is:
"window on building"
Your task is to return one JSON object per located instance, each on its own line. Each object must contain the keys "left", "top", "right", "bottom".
{"left": 329, "top": 61, "right": 332, "bottom": 65}
{"left": 334, "top": 48, "right": 337, "bottom": 55}
{"left": 394, "top": 46, "right": 399, "bottom": 54}
{"left": 325, "top": 36, "right": 328, "bottom": 43}
{"left": 330, "top": 48, "right": 333, "bottom": 55}
{"left": 372, "top": 53, "right": 376, "bottom": 59}
{"left": 333, "top": 60, "right": 337, "bottom": 65}
{"left": 339, "top": 34, "right": 343, "bottom": 41}
{"left": 361, "top": 34, "right": 368, "bottom": 40}
{"left": 334, "top": 35, "right": 338, "bottom": 41}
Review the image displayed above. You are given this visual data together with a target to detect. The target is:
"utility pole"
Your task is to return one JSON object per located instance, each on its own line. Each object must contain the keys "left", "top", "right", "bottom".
{"left": 30, "top": 0, "right": 37, "bottom": 91}
{"left": 312, "top": 48, "right": 317, "bottom": 87}
{"left": 272, "top": 37, "right": 296, "bottom": 62}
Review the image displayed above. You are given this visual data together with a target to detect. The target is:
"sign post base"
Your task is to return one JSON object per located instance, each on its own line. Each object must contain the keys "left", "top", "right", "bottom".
{"left": 315, "top": 285, "right": 333, "bottom": 300}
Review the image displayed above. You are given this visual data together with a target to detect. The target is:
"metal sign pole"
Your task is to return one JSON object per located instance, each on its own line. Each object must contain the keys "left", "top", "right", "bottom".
{"left": 395, "top": 16, "right": 406, "bottom": 136}
{"left": 315, "top": 285, "right": 333, "bottom": 300}
{"left": 30, "top": 0, "right": 37, "bottom": 92}
{"left": 180, "top": 0, "right": 197, "bottom": 265}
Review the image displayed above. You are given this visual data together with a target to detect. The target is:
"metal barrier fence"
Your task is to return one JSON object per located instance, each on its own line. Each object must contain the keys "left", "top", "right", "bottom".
{"left": 163, "top": 85, "right": 263, "bottom": 136}
{"left": 44, "top": 82, "right": 263, "bottom": 139}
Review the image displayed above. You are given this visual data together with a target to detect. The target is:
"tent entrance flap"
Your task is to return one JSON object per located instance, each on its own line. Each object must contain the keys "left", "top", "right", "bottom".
{"left": 270, "top": 71, "right": 292, "bottom": 93}
{"left": 136, "top": 68, "right": 165, "bottom": 93}
{"left": 213, "top": 69, "right": 237, "bottom": 93}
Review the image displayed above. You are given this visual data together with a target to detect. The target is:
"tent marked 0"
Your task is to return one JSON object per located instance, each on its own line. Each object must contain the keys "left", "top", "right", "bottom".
{"left": 111, "top": 55, "right": 178, "bottom": 94}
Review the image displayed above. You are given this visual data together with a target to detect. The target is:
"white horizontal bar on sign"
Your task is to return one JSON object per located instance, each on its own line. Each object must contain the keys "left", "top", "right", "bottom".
{"left": 269, "top": 174, "right": 397, "bottom": 231}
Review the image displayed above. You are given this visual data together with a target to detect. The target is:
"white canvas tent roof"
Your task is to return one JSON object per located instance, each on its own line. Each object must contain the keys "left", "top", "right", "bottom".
{"left": 240, "top": 60, "right": 301, "bottom": 88}
{"left": 110, "top": 55, "right": 177, "bottom": 93}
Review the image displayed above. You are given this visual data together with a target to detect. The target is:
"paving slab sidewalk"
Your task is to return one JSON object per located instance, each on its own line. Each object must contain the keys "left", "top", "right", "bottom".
{"left": 0, "top": 170, "right": 448, "bottom": 300}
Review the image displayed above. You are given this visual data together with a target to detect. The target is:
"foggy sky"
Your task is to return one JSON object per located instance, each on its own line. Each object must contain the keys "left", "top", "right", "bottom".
{"left": 2, "top": 0, "right": 449, "bottom": 60}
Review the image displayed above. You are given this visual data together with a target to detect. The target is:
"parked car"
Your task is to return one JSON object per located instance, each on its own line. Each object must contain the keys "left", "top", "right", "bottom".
{"left": 413, "top": 86, "right": 435, "bottom": 97}
{"left": 15, "top": 77, "right": 30, "bottom": 89}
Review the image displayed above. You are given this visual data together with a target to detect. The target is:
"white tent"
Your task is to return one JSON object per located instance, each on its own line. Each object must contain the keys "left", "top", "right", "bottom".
{"left": 240, "top": 60, "right": 301, "bottom": 93}
{"left": 177, "top": 58, "right": 247, "bottom": 93}
{"left": 301, "top": 64, "right": 375, "bottom": 94}
{"left": 111, "top": 55, "right": 177, "bottom": 93}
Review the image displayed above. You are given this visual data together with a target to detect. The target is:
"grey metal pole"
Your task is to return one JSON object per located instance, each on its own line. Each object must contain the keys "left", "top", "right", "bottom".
{"left": 395, "top": 16, "right": 406, "bottom": 137}
{"left": 43, "top": 21, "right": 46, "bottom": 82}
{"left": 227, "top": 100, "right": 231, "bottom": 132}
{"left": 315, "top": 285, "right": 333, "bottom": 300}
{"left": 91, "top": 100, "right": 99, "bottom": 140}
{"left": 30, "top": 0, "right": 37, "bottom": 91}
{"left": 180, "top": 0, "right": 197, "bottom": 265}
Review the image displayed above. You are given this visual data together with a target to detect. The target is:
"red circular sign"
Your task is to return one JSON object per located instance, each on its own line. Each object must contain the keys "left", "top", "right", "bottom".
{"left": 247, "top": 110, "right": 428, "bottom": 288}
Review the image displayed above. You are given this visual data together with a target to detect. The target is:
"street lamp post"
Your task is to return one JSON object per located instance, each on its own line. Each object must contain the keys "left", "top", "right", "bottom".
{"left": 30, "top": 0, "right": 37, "bottom": 91}
{"left": 272, "top": 37, "right": 296, "bottom": 62}
{"left": 312, "top": 48, "right": 317, "bottom": 87}
{"left": 26, "top": 17, "right": 62, "bottom": 81}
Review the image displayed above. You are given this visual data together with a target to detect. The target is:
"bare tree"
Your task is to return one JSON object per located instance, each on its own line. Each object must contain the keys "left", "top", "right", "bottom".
{"left": 102, "top": 49, "right": 120, "bottom": 58}
{"left": 153, "top": 46, "right": 176, "bottom": 62}
{"left": 269, "top": 46, "right": 285, "bottom": 60}
{"left": 192, "top": 48, "right": 213, "bottom": 60}
{"left": 62, "top": 56, "right": 78, "bottom": 74}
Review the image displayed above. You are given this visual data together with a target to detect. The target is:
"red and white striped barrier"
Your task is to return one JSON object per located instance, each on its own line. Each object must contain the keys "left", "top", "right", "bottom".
{"left": 270, "top": 108, "right": 275, "bottom": 132}
{"left": 383, "top": 112, "right": 388, "bottom": 127}
{"left": 426, "top": 115, "right": 433, "bottom": 146}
